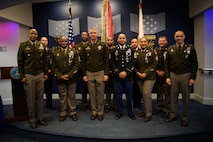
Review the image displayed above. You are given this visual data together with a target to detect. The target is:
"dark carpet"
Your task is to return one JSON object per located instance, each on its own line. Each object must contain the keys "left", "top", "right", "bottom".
{"left": 1, "top": 99, "right": 213, "bottom": 142}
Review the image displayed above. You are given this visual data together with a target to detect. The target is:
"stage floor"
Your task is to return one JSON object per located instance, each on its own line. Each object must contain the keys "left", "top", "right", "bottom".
{"left": 2, "top": 99, "right": 213, "bottom": 141}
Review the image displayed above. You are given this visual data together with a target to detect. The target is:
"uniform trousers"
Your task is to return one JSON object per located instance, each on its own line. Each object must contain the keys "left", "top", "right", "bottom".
{"left": 105, "top": 73, "right": 116, "bottom": 108}
{"left": 169, "top": 72, "right": 191, "bottom": 121}
{"left": 44, "top": 73, "right": 54, "bottom": 108}
{"left": 56, "top": 80, "right": 77, "bottom": 116}
{"left": 24, "top": 72, "right": 44, "bottom": 123}
{"left": 155, "top": 82, "right": 170, "bottom": 113}
{"left": 86, "top": 70, "right": 105, "bottom": 115}
{"left": 137, "top": 79, "right": 156, "bottom": 117}
{"left": 115, "top": 80, "right": 133, "bottom": 115}
{"left": 77, "top": 69, "right": 89, "bottom": 107}
{"left": 132, "top": 79, "right": 142, "bottom": 108}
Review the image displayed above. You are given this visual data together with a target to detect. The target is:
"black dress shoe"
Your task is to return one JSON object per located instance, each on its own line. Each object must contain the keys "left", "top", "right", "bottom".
{"left": 181, "top": 120, "right": 188, "bottom": 126}
{"left": 29, "top": 122, "right": 37, "bottom": 128}
{"left": 90, "top": 114, "right": 97, "bottom": 120}
{"left": 128, "top": 114, "right": 136, "bottom": 120}
{"left": 37, "top": 120, "right": 47, "bottom": 126}
{"left": 115, "top": 114, "right": 122, "bottom": 120}
{"left": 59, "top": 116, "right": 66, "bottom": 122}
{"left": 144, "top": 116, "right": 152, "bottom": 122}
{"left": 165, "top": 117, "right": 176, "bottom": 122}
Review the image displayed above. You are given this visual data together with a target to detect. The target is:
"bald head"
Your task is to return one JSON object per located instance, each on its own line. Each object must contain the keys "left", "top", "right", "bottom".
{"left": 174, "top": 30, "right": 185, "bottom": 45}
{"left": 60, "top": 36, "right": 68, "bottom": 48}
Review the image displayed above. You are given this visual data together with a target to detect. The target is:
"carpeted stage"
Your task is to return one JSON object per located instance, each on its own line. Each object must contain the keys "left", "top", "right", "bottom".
{"left": 1, "top": 99, "right": 213, "bottom": 142}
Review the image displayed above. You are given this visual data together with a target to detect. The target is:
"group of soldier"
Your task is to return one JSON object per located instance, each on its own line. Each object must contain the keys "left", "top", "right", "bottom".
{"left": 17, "top": 27, "right": 198, "bottom": 128}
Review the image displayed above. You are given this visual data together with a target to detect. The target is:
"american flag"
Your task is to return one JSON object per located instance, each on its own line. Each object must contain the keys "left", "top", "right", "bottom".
{"left": 68, "top": 4, "right": 74, "bottom": 48}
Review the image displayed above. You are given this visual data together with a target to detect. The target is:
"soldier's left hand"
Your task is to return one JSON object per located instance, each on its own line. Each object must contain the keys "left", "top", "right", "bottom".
{"left": 156, "top": 70, "right": 165, "bottom": 77}
{"left": 119, "top": 71, "right": 127, "bottom": 78}
{"left": 189, "top": 79, "right": 195, "bottom": 86}
{"left": 43, "top": 75, "right": 48, "bottom": 81}
{"left": 103, "top": 75, "right": 109, "bottom": 81}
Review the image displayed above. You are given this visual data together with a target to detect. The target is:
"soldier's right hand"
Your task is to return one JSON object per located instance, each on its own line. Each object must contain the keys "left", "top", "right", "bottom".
{"left": 60, "top": 74, "right": 69, "bottom": 80}
{"left": 166, "top": 78, "right": 171, "bottom": 85}
{"left": 83, "top": 76, "right": 88, "bottom": 82}
{"left": 21, "top": 78, "right": 28, "bottom": 84}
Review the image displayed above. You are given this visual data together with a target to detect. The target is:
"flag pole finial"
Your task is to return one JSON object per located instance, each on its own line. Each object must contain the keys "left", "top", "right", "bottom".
{"left": 68, "top": 0, "right": 72, "bottom": 17}
{"left": 68, "top": 0, "right": 72, "bottom": 7}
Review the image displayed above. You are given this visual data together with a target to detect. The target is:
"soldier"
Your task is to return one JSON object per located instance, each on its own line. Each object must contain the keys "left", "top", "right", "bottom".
{"left": 164, "top": 30, "right": 198, "bottom": 126}
{"left": 82, "top": 28, "right": 109, "bottom": 121}
{"left": 104, "top": 36, "right": 117, "bottom": 113}
{"left": 53, "top": 35, "right": 62, "bottom": 50}
{"left": 75, "top": 32, "right": 89, "bottom": 111}
{"left": 51, "top": 36, "right": 80, "bottom": 122}
{"left": 51, "top": 35, "right": 61, "bottom": 111}
{"left": 110, "top": 33, "right": 137, "bottom": 120}
{"left": 17, "top": 28, "right": 48, "bottom": 128}
{"left": 40, "top": 36, "right": 54, "bottom": 109}
{"left": 135, "top": 37, "right": 158, "bottom": 122}
{"left": 130, "top": 38, "right": 143, "bottom": 110}
{"left": 152, "top": 36, "right": 170, "bottom": 118}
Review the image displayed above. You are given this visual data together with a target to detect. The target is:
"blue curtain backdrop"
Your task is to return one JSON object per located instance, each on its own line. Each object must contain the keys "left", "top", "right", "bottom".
{"left": 32, "top": 0, "right": 193, "bottom": 93}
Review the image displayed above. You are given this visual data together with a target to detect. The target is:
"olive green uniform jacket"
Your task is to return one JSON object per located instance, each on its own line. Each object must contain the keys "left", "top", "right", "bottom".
{"left": 135, "top": 47, "right": 158, "bottom": 80}
{"left": 81, "top": 40, "right": 109, "bottom": 76}
{"left": 51, "top": 47, "right": 80, "bottom": 83}
{"left": 17, "top": 40, "right": 48, "bottom": 79}
{"left": 75, "top": 41, "right": 88, "bottom": 71}
{"left": 165, "top": 43, "right": 198, "bottom": 80}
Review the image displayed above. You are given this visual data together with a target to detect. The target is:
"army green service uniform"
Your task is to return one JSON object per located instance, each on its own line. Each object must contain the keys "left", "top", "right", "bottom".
{"left": 51, "top": 47, "right": 80, "bottom": 117}
{"left": 154, "top": 46, "right": 170, "bottom": 115}
{"left": 104, "top": 45, "right": 117, "bottom": 112}
{"left": 44, "top": 46, "right": 54, "bottom": 108}
{"left": 132, "top": 47, "right": 143, "bottom": 109}
{"left": 135, "top": 47, "right": 158, "bottom": 117}
{"left": 75, "top": 41, "right": 89, "bottom": 109}
{"left": 82, "top": 40, "right": 109, "bottom": 116}
{"left": 17, "top": 40, "right": 48, "bottom": 123}
{"left": 165, "top": 43, "right": 198, "bottom": 122}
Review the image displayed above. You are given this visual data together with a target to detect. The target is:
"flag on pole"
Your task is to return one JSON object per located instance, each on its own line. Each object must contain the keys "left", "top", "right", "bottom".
{"left": 138, "top": 0, "right": 144, "bottom": 39}
{"left": 68, "top": 1, "right": 74, "bottom": 48}
{"left": 100, "top": 0, "right": 114, "bottom": 42}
